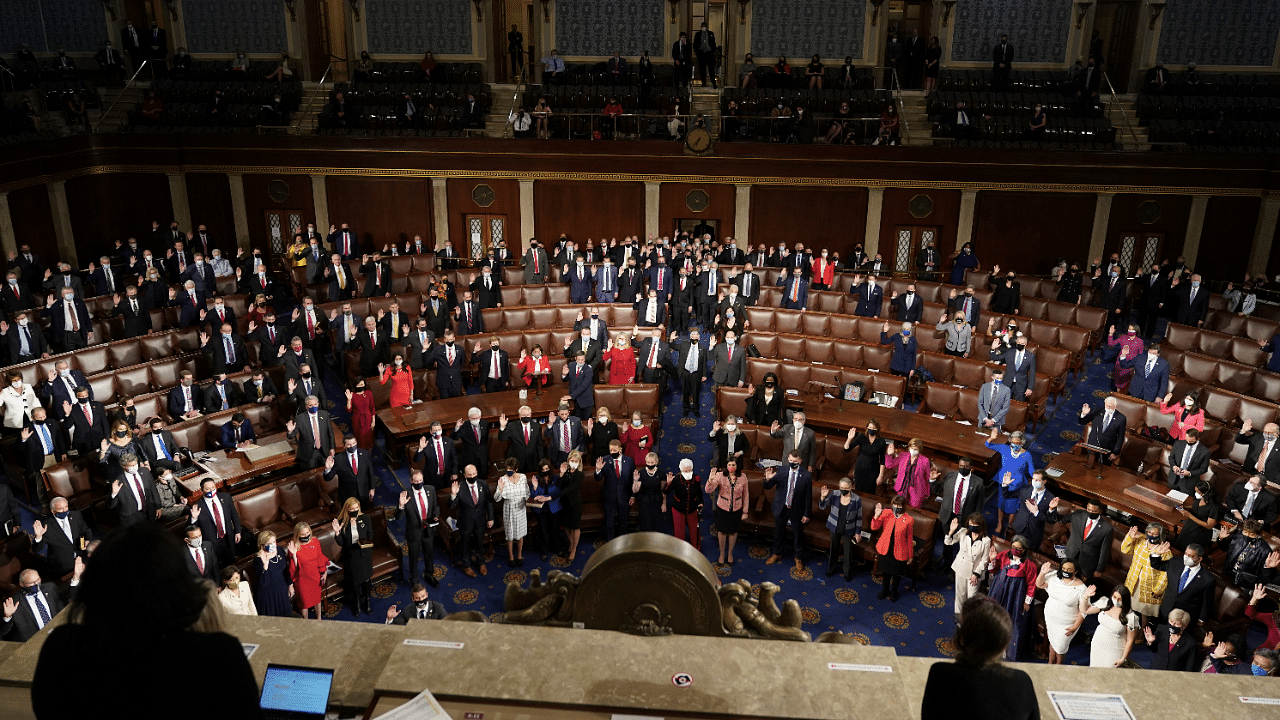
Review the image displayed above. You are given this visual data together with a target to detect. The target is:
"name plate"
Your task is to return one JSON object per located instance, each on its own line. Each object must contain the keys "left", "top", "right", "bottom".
{"left": 403, "top": 639, "right": 464, "bottom": 649}
{"left": 827, "top": 663, "right": 892, "bottom": 673}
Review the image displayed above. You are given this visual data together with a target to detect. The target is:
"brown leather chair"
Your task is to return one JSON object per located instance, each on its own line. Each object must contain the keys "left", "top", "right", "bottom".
{"left": 1018, "top": 296, "right": 1047, "bottom": 320}
{"left": 950, "top": 357, "right": 989, "bottom": 389}
{"left": 234, "top": 486, "right": 297, "bottom": 540}
{"left": 1230, "top": 337, "right": 1265, "bottom": 367}
{"left": 829, "top": 314, "right": 858, "bottom": 339}
{"left": 544, "top": 286, "right": 570, "bottom": 305}
{"left": 499, "top": 288, "right": 522, "bottom": 307}
{"left": 1237, "top": 396, "right": 1278, "bottom": 431}
{"left": 749, "top": 334, "right": 778, "bottom": 358}
{"left": 1215, "top": 359, "right": 1255, "bottom": 395}
{"left": 775, "top": 335, "right": 806, "bottom": 362}
{"left": 139, "top": 332, "right": 174, "bottom": 361}
{"left": 715, "top": 387, "right": 750, "bottom": 421}
{"left": 1026, "top": 322, "right": 1058, "bottom": 349}
{"left": 920, "top": 352, "right": 955, "bottom": 384}
{"left": 745, "top": 307, "right": 774, "bottom": 332}
{"left": 830, "top": 340, "right": 865, "bottom": 368}
{"left": 276, "top": 471, "right": 337, "bottom": 527}
{"left": 1244, "top": 317, "right": 1280, "bottom": 343}
{"left": 42, "top": 461, "right": 107, "bottom": 516}
{"left": 1161, "top": 346, "right": 1186, "bottom": 376}
{"left": 114, "top": 366, "right": 152, "bottom": 396}
{"left": 1165, "top": 323, "right": 1199, "bottom": 351}
{"left": 1197, "top": 388, "right": 1239, "bottom": 426}
{"left": 811, "top": 292, "right": 844, "bottom": 315}
{"left": 87, "top": 374, "right": 117, "bottom": 405}
{"left": 917, "top": 383, "right": 960, "bottom": 419}
{"left": 108, "top": 340, "right": 146, "bottom": 369}
{"left": 73, "top": 345, "right": 110, "bottom": 376}
{"left": 1180, "top": 353, "right": 1218, "bottom": 384}
{"left": 861, "top": 344, "right": 893, "bottom": 371}
{"left": 804, "top": 338, "right": 835, "bottom": 365}
{"left": 1196, "top": 330, "right": 1232, "bottom": 359}
{"left": 801, "top": 312, "right": 831, "bottom": 337}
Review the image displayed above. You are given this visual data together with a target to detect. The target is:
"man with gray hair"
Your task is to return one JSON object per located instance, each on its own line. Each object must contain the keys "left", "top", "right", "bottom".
{"left": 1, "top": 568, "right": 67, "bottom": 642}
{"left": 1077, "top": 395, "right": 1126, "bottom": 465}
{"left": 32, "top": 496, "right": 90, "bottom": 579}
{"left": 455, "top": 407, "right": 490, "bottom": 472}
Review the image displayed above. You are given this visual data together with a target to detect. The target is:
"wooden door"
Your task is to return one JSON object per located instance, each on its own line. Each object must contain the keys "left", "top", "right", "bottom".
{"left": 1115, "top": 231, "right": 1163, "bottom": 274}
{"left": 891, "top": 225, "right": 940, "bottom": 274}
{"left": 263, "top": 209, "right": 304, "bottom": 256}
{"left": 464, "top": 214, "right": 507, "bottom": 261}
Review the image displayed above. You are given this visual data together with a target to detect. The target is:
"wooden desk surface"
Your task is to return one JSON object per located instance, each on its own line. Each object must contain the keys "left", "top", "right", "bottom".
{"left": 190, "top": 432, "right": 297, "bottom": 491}
{"left": 798, "top": 398, "right": 1000, "bottom": 471}
{"left": 377, "top": 389, "right": 572, "bottom": 439}
{"left": 1045, "top": 451, "right": 1185, "bottom": 530}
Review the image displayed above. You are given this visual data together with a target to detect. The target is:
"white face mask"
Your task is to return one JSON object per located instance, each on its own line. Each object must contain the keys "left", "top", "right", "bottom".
{"left": 725, "top": 424, "right": 736, "bottom": 433}
{"left": 726, "top": 337, "right": 736, "bottom": 345}
{"left": 18, "top": 319, "right": 27, "bottom": 327}
{"left": 681, "top": 471, "right": 693, "bottom": 479}
{"left": 1182, "top": 555, "right": 1197, "bottom": 568}
{"left": 632, "top": 419, "right": 642, "bottom": 427}
{"left": 569, "top": 462, "right": 579, "bottom": 470}
{"left": 793, "top": 421, "right": 803, "bottom": 431}
{"left": 908, "top": 448, "right": 919, "bottom": 457}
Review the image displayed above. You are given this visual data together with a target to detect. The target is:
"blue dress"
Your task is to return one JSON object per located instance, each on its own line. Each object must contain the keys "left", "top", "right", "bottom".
{"left": 950, "top": 251, "right": 978, "bottom": 285}
{"left": 988, "top": 554, "right": 1035, "bottom": 661}
{"left": 987, "top": 441, "right": 1035, "bottom": 514}
{"left": 253, "top": 554, "right": 293, "bottom": 617}
{"left": 880, "top": 332, "right": 918, "bottom": 374}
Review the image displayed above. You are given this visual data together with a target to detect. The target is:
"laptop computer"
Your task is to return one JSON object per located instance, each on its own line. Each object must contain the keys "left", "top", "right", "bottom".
{"left": 259, "top": 663, "right": 334, "bottom": 720}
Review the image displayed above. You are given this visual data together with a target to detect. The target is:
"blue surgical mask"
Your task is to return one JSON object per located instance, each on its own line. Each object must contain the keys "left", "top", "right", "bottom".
{"left": 54, "top": 511, "right": 69, "bottom": 520}
{"left": 23, "top": 585, "right": 39, "bottom": 596}
{"left": 993, "top": 378, "right": 1001, "bottom": 385}
{"left": 1110, "top": 271, "right": 1118, "bottom": 278}
{"left": 204, "top": 490, "right": 215, "bottom": 498}
{"left": 902, "top": 330, "right": 911, "bottom": 337}
{"left": 307, "top": 406, "right": 318, "bottom": 415}
{"left": 1191, "top": 281, "right": 1200, "bottom": 288}
{"left": 1252, "top": 663, "right": 1269, "bottom": 677}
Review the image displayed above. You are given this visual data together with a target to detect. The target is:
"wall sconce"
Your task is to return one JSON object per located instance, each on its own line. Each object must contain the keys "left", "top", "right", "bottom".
{"left": 541, "top": 0, "right": 550, "bottom": 23}
{"left": 869, "top": 0, "right": 885, "bottom": 27}
{"left": 101, "top": 0, "right": 117, "bottom": 21}
{"left": 283, "top": 0, "right": 296, "bottom": 22}
{"left": 737, "top": 0, "right": 749, "bottom": 25}
{"left": 349, "top": 0, "right": 361, "bottom": 22}
{"left": 1075, "top": 0, "right": 1094, "bottom": 29}
{"left": 473, "top": 0, "right": 483, "bottom": 21}
{"left": 1146, "top": 0, "right": 1166, "bottom": 30}
{"left": 941, "top": 0, "right": 957, "bottom": 27}
{"left": 669, "top": 0, "right": 681, "bottom": 23}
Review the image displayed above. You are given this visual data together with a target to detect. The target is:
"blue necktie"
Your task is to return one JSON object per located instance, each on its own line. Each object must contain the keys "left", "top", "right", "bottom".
{"left": 157, "top": 434, "right": 172, "bottom": 460}
{"left": 32, "top": 593, "right": 50, "bottom": 626}
{"left": 37, "top": 424, "right": 52, "bottom": 453}
{"left": 218, "top": 385, "right": 227, "bottom": 409}
{"left": 1179, "top": 568, "right": 1190, "bottom": 592}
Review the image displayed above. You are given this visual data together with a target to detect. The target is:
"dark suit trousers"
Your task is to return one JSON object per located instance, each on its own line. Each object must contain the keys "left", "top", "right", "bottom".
{"left": 680, "top": 371, "right": 703, "bottom": 412}
{"left": 534, "top": 509, "right": 561, "bottom": 552}
{"left": 670, "top": 303, "right": 690, "bottom": 333}
{"left": 828, "top": 531, "right": 855, "bottom": 575}
{"left": 602, "top": 496, "right": 628, "bottom": 540}
{"left": 458, "top": 521, "right": 485, "bottom": 566}
{"left": 772, "top": 513, "right": 804, "bottom": 558}
{"left": 406, "top": 529, "right": 436, "bottom": 580}
{"left": 482, "top": 378, "right": 506, "bottom": 393}
{"left": 437, "top": 379, "right": 462, "bottom": 399}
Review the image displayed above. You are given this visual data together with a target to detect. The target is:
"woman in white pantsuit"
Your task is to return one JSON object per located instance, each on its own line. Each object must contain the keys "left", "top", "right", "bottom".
{"left": 943, "top": 512, "right": 991, "bottom": 615}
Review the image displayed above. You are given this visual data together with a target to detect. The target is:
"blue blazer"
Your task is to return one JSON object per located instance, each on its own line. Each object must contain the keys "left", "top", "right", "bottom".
{"left": 1122, "top": 355, "right": 1169, "bottom": 402}
{"left": 220, "top": 418, "right": 256, "bottom": 449}
{"left": 596, "top": 454, "right": 634, "bottom": 506}
{"left": 778, "top": 274, "right": 808, "bottom": 310}
{"left": 764, "top": 466, "right": 812, "bottom": 519}
{"left": 881, "top": 332, "right": 918, "bottom": 374}
{"left": 820, "top": 490, "right": 863, "bottom": 534}
{"left": 565, "top": 264, "right": 593, "bottom": 301}
{"left": 171, "top": 288, "right": 206, "bottom": 327}
{"left": 564, "top": 361, "right": 595, "bottom": 409}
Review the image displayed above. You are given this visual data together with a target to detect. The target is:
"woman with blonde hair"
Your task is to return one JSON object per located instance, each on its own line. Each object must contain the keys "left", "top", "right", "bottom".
{"left": 98, "top": 417, "right": 142, "bottom": 473}
{"left": 253, "top": 530, "right": 293, "bottom": 617}
{"left": 603, "top": 331, "right": 637, "bottom": 384}
{"left": 559, "top": 450, "right": 585, "bottom": 560}
{"left": 332, "top": 497, "right": 373, "bottom": 617}
{"left": 287, "top": 521, "right": 328, "bottom": 620}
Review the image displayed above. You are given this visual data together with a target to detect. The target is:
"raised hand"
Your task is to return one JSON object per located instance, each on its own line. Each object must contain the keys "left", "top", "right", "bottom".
{"left": 1143, "top": 626, "right": 1156, "bottom": 644}
{"left": 874, "top": 502, "right": 883, "bottom": 516}
{"left": 62, "top": 401, "right": 72, "bottom": 416}
{"left": 882, "top": 321, "right": 890, "bottom": 333}
{"left": 1241, "top": 418, "right": 1253, "bottom": 434}
{"left": 323, "top": 455, "right": 334, "bottom": 472}
{"left": 450, "top": 480, "right": 460, "bottom": 497}
{"left": 820, "top": 486, "right": 830, "bottom": 500}
{"left": 1266, "top": 550, "right": 1280, "bottom": 570}
{"left": 1048, "top": 497, "right": 1060, "bottom": 511}
{"left": 2, "top": 597, "right": 16, "bottom": 619}
{"left": 949, "top": 517, "right": 959, "bottom": 533}
{"left": 1081, "top": 403, "right": 1090, "bottom": 415}
{"left": 285, "top": 419, "right": 296, "bottom": 433}
{"left": 287, "top": 378, "right": 297, "bottom": 393}
{"left": 110, "top": 479, "right": 122, "bottom": 497}
{"left": 418, "top": 436, "right": 428, "bottom": 451}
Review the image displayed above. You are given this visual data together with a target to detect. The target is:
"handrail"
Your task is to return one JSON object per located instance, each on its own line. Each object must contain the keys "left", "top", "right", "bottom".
{"left": 293, "top": 61, "right": 333, "bottom": 134}
{"left": 1101, "top": 71, "right": 1140, "bottom": 149}
{"left": 503, "top": 81, "right": 521, "bottom": 139}
{"left": 95, "top": 60, "right": 149, "bottom": 132}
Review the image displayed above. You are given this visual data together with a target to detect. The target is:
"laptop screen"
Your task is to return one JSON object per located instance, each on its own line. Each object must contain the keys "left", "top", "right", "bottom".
{"left": 260, "top": 664, "right": 334, "bottom": 716}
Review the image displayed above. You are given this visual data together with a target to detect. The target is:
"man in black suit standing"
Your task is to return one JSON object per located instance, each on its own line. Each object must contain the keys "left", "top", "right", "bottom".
{"left": 991, "top": 34, "right": 1014, "bottom": 91}
{"left": 324, "top": 253, "right": 356, "bottom": 301}
{"left": 202, "top": 373, "right": 243, "bottom": 414}
{"left": 1225, "top": 474, "right": 1278, "bottom": 528}
{"left": 1136, "top": 263, "right": 1168, "bottom": 339}
{"left": 671, "top": 31, "right": 692, "bottom": 88}
{"left": 189, "top": 477, "right": 242, "bottom": 566}
{"left": 675, "top": 329, "right": 708, "bottom": 418}
{"left": 1173, "top": 274, "right": 1209, "bottom": 328}
{"left": 1168, "top": 428, "right": 1210, "bottom": 495}
{"left": 145, "top": 20, "right": 167, "bottom": 78}
{"left": 325, "top": 435, "right": 375, "bottom": 510}
{"left": 763, "top": 452, "right": 812, "bottom": 571}
{"left": 329, "top": 223, "right": 359, "bottom": 260}
{"left": 4, "top": 312, "right": 49, "bottom": 365}
{"left": 112, "top": 287, "right": 152, "bottom": 338}
{"left": 453, "top": 408, "right": 491, "bottom": 473}
{"left": 499, "top": 407, "right": 544, "bottom": 473}
{"left": 356, "top": 315, "right": 391, "bottom": 379}
{"left": 286, "top": 396, "right": 335, "bottom": 469}
{"left": 1152, "top": 543, "right": 1216, "bottom": 626}
{"left": 454, "top": 290, "right": 484, "bottom": 337}
{"left": 890, "top": 283, "right": 924, "bottom": 323}
{"left": 562, "top": 327, "right": 603, "bottom": 374}
{"left": 595, "top": 439, "right": 634, "bottom": 541}
{"left": 1046, "top": 497, "right": 1113, "bottom": 585}
{"left": 471, "top": 337, "right": 509, "bottom": 393}
{"left": 469, "top": 267, "right": 503, "bottom": 309}
{"left": 1143, "top": 608, "right": 1199, "bottom": 671}
{"left": 1077, "top": 396, "right": 1126, "bottom": 465}
{"left": 617, "top": 257, "right": 643, "bottom": 304}
{"left": 181, "top": 525, "right": 221, "bottom": 583}
{"left": 1010, "top": 469, "right": 1055, "bottom": 556}
{"left": 62, "top": 386, "right": 108, "bottom": 458}
{"left": 1092, "top": 265, "right": 1127, "bottom": 331}
{"left": 396, "top": 470, "right": 441, "bottom": 587}
{"left": 121, "top": 20, "right": 144, "bottom": 71}
{"left": 0, "top": 569, "right": 65, "bottom": 642}
{"left": 994, "top": 334, "right": 1037, "bottom": 403}
{"left": 1, "top": 271, "right": 34, "bottom": 315}
{"left": 427, "top": 330, "right": 465, "bottom": 399}
{"left": 693, "top": 22, "right": 717, "bottom": 88}
{"left": 386, "top": 584, "right": 446, "bottom": 622}
{"left": 709, "top": 331, "right": 747, "bottom": 388}
{"left": 360, "top": 251, "right": 393, "bottom": 298}
{"left": 249, "top": 311, "right": 290, "bottom": 367}
{"left": 201, "top": 322, "right": 249, "bottom": 376}
{"left": 450, "top": 465, "right": 493, "bottom": 577}
{"left": 633, "top": 326, "right": 672, "bottom": 393}
{"left": 108, "top": 454, "right": 160, "bottom": 526}
{"left": 1074, "top": 56, "right": 1102, "bottom": 117}
{"left": 933, "top": 457, "right": 985, "bottom": 571}
{"left": 732, "top": 262, "right": 761, "bottom": 306}
{"left": 415, "top": 422, "right": 458, "bottom": 489}
{"left": 32, "top": 497, "right": 89, "bottom": 580}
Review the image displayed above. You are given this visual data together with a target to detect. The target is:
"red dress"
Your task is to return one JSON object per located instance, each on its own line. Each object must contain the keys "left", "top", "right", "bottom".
{"left": 288, "top": 538, "right": 328, "bottom": 610}
{"left": 348, "top": 389, "right": 375, "bottom": 449}
{"left": 603, "top": 346, "right": 637, "bottom": 384}
{"left": 619, "top": 424, "right": 654, "bottom": 468}
{"left": 381, "top": 367, "right": 414, "bottom": 407}
{"left": 517, "top": 355, "right": 552, "bottom": 388}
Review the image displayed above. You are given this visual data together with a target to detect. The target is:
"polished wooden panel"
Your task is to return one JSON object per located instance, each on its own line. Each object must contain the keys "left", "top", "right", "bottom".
{"left": 1103, "top": 193, "right": 1192, "bottom": 262}
{"left": 327, "top": 176, "right": 432, "bottom": 252}
{"left": 65, "top": 172, "right": 173, "bottom": 259}
{"left": 973, "top": 191, "right": 1096, "bottom": 275}
{"left": 1045, "top": 450, "right": 1183, "bottom": 531}
{"left": 185, "top": 172, "right": 236, "bottom": 249}
{"left": 533, "top": 180, "right": 644, "bottom": 245}
{"left": 6, "top": 184, "right": 57, "bottom": 264}
{"left": 1196, "top": 196, "right": 1260, "bottom": 282}
{"left": 748, "top": 186, "right": 868, "bottom": 254}
{"left": 446, "top": 178, "right": 520, "bottom": 252}
{"left": 240, "top": 173, "right": 315, "bottom": 253}
{"left": 658, "top": 182, "right": 736, "bottom": 241}
{"left": 878, "top": 188, "right": 962, "bottom": 260}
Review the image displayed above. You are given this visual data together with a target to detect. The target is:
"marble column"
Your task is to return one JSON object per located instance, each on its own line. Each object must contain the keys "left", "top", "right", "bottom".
{"left": 432, "top": 178, "right": 450, "bottom": 248}
{"left": 0, "top": 192, "right": 15, "bottom": 257}
{"left": 227, "top": 174, "right": 252, "bottom": 251}
{"left": 519, "top": 180, "right": 535, "bottom": 245}
{"left": 1248, "top": 194, "right": 1280, "bottom": 277}
{"left": 644, "top": 182, "right": 660, "bottom": 240}
{"left": 167, "top": 173, "right": 192, "bottom": 231}
{"left": 47, "top": 181, "right": 76, "bottom": 266}
{"left": 310, "top": 174, "right": 330, "bottom": 238}
{"left": 1182, "top": 195, "right": 1209, "bottom": 269}
{"left": 863, "top": 187, "right": 884, "bottom": 256}
{"left": 734, "top": 184, "right": 750, "bottom": 247}
{"left": 1087, "top": 192, "right": 1115, "bottom": 263}
{"left": 955, "top": 190, "right": 977, "bottom": 251}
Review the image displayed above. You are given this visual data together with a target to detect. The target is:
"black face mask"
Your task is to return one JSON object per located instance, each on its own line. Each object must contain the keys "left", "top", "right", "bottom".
{"left": 611, "top": 451, "right": 621, "bottom": 458}
{"left": 789, "top": 462, "right": 799, "bottom": 469}
{"left": 967, "top": 525, "right": 980, "bottom": 534}
{"left": 301, "top": 372, "right": 312, "bottom": 380}
{"left": 1147, "top": 535, "right": 1160, "bottom": 544}
{"left": 866, "top": 429, "right": 877, "bottom": 436}
{"left": 77, "top": 398, "right": 89, "bottom": 405}
{"left": 465, "top": 476, "right": 476, "bottom": 482}
{"left": 892, "top": 507, "right": 904, "bottom": 517}
{"left": 1168, "top": 625, "right": 1182, "bottom": 635}
{"left": 645, "top": 464, "right": 657, "bottom": 470}
{"left": 1059, "top": 569, "right": 1073, "bottom": 580}
{"left": 1087, "top": 511, "right": 1100, "bottom": 520}
{"left": 411, "top": 482, "right": 424, "bottom": 490}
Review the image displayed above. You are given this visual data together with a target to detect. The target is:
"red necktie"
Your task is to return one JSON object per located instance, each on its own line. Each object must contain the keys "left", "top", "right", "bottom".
{"left": 417, "top": 490, "right": 428, "bottom": 525}
{"left": 523, "top": 423, "right": 529, "bottom": 444}
{"left": 436, "top": 440, "right": 444, "bottom": 474}
{"left": 350, "top": 451, "right": 358, "bottom": 475}
{"left": 562, "top": 423, "right": 570, "bottom": 450}
{"left": 194, "top": 548, "right": 204, "bottom": 574}
{"left": 648, "top": 343, "right": 658, "bottom": 368}
{"left": 471, "top": 483, "right": 478, "bottom": 504}
{"left": 616, "top": 458, "right": 621, "bottom": 477}
{"left": 1084, "top": 519, "right": 1094, "bottom": 538}
{"left": 82, "top": 405, "right": 91, "bottom": 423}
{"left": 377, "top": 265, "right": 382, "bottom": 285}
{"left": 268, "top": 326, "right": 275, "bottom": 343}
{"left": 727, "top": 346, "right": 732, "bottom": 362}
{"left": 307, "top": 312, "right": 315, "bottom": 337}
{"left": 534, "top": 252, "right": 539, "bottom": 273}
{"left": 466, "top": 304, "right": 472, "bottom": 326}
{"left": 953, "top": 477, "right": 963, "bottom": 515}
{"left": 211, "top": 498, "right": 225, "bottom": 538}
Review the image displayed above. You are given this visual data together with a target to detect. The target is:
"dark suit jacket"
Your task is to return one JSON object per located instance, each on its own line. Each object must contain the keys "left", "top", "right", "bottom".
{"left": 361, "top": 260, "right": 393, "bottom": 297}
{"left": 1235, "top": 431, "right": 1280, "bottom": 485}
{"left": 1123, "top": 355, "right": 1169, "bottom": 402}
{"left": 202, "top": 333, "right": 248, "bottom": 375}
{"left": 23, "top": 422, "right": 67, "bottom": 472}
{"left": 113, "top": 294, "right": 152, "bottom": 337}
{"left": 1046, "top": 509, "right": 1113, "bottom": 579}
{"left": 500, "top": 419, "right": 545, "bottom": 471}
{"left": 934, "top": 471, "right": 986, "bottom": 529}
{"left": 451, "top": 480, "right": 493, "bottom": 529}
{"left": 168, "top": 383, "right": 205, "bottom": 419}
{"left": 88, "top": 266, "right": 122, "bottom": 297}
{"left": 764, "top": 467, "right": 812, "bottom": 519}
{"left": 1153, "top": 558, "right": 1217, "bottom": 625}
{"left": 1078, "top": 407, "right": 1126, "bottom": 455}
{"left": 454, "top": 300, "right": 484, "bottom": 336}
{"left": 5, "top": 322, "right": 48, "bottom": 364}
{"left": 995, "top": 347, "right": 1037, "bottom": 399}
{"left": 564, "top": 361, "right": 595, "bottom": 410}
{"left": 0, "top": 583, "right": 63, "bottom": 641}
{"left": 1148, "top": 626, "right": 1200, "bottom": 671}
{"left": 324, "top": 261, "right": 356, "bottom": 300}
{"left": 1, "top": 282, "right": 34, "bottom": 314}
{"left": 453, "top": 420, "right": 491, "bottom": 472}
{"left": 891, "top": 293, "right": 924, "bottom": 323}
{"left": 633, "top": 298, "right": 667, "bottom": 327}
{"left": 1175, "top": 285, "right": 1210, "bottom": 326}
{"left": 328, "top": 229, "right": 360, "bottom": 259}
{"left": 992, "top": 42, "right": 1014, "bottom": 66}
{"left": 326, "top": 449, "right": 374, "bottom": 504}
{"left": 1010, "top": 486, "right": 1055, "bottom": 551}
{"left": 33, "top": 511, "right": 89, "bottom": 579}
{"left": 1168, "top": 440, "right": 1210, "bottom": 493}
{"left": 220, "top": 419, "right": 256, "bottom": 449}
{"left": 287, "top": 410, "right": 336, "bottom": 466}
{"left": 138, "top": 429, "right": 179, "bottom": 467}
{"left": 544, "top": 417, "right": 584, "bottom": 458}
{"left": 43, "top": 297, "right": 91, "bottom": 341}
{"left": 415, "top": 435, "right": 458, "bottom": 487}
{"left": 710, "top": 343, "right": 746, "bottom": 387}
{"left": 947, "top": 294, "right": 982, "bottom": 326}
{"left": 675, "top": 340, "right": 708, "bottom": 378}
{"left": 202, "top": 380, "right": 244, "bottom": 413}
{"left": 596, "top": 454, "right": 635, "bottom": 507}
{"left": 61, "top": 400, "right": 108, "bottom": 453}
{"left": 426, "top": 343, "right": 464, "bottom": 394}
{"left": 1224, "top": 481, "right": 1278, "bottom": 527}
{"left": 203, "top": 306, "right": 237, "bottom": 334}
{"left": 281, "top": 348, "right": 319, "bottom": 381}
{"left": 107, "top": 467, "right": 160, "bottom": 526}
{"left": 183, "top": 540, "right": 221, "bottom": 582}
{"left": 850, "top": 282, "right": 883, "bottom": 317}
{"left": 242, "top": 377, "right": 279, "bottom": 404}
{"left": 469, "top": 275, "right": 502, "bottom": 308}
{"left": 171, "top": 288, "right": 207, "bottom": 327}
{"left": 181, "top": 263, "right": 217, "bottom": 297}
{"left": 356, "top": 328, "right": 392, "bottom": 378}
{"left": 563, "top": 338, "right": 602, "bottom": 371}
{"left": 1093, "top": 275, "right": 1127, "bottom": 314}
{"left": 391, "top": 600, "right": 447, "bottom": 623}
{"left": 395, "top": 487, "right": 440, "bottom": 543}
